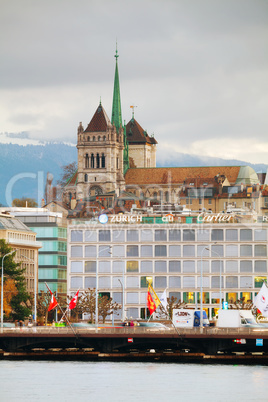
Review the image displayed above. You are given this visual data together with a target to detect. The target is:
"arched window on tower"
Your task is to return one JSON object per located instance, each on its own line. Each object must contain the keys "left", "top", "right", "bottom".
{"left": 84, "top": 174, "right": 88, "bottom": 182}
{"left": 93, "top": 136, "right": 96, "bottom": 141}
{"left": 98, "top": 136, "right": 101, "bottom": 141}
{"left": 96, "top": 153, "right": 100, "bottom": 168}
{"left": 103, "top": 136, "right": 106, "bottom": 141}
{"left": 153, "top": 192, "right": 158, "bottom": 199}
{"left": 85, "top": 153, "right": 89, "bottom": 169}
{"left": 101, "top": 153, "right": 105, "bottom": 168}
{"left": 91, "top": 153, "right": 94, "bottom": 168}
{"left": 165, "top": 191, "right": 169, "bottom": 202}
{"left": 87, "top": 136, "right": 90, "bottom": 141}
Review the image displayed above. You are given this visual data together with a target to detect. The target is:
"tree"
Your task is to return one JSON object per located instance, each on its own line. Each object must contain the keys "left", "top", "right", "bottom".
{"left": 37, "top": 291, "right": 66, "bottom": 325}
{"left": 67, "top": 292, "right": 86, "bottom": 322}
{"left": 0, "top": 278, "right": 18, "bottom": 317}
{"left": 12, "top": 197, "right": 38, "bottom": 207}
{"left": 57, "top": 161, "right": 77, "bottom": 187}
{"left": 229, "top": 297, "right": 253, "bottom": 310}
{"left": 98, "top": 295, "right": 121, "bottom": 323}
{"left": 156, "top": 296, "right": 187, "bottom": 320}
{"left": 0, "top": 239, "right": 32, "bottom": 321}
{"left": 83, "top": 288, "right": 97, "bottom": 323}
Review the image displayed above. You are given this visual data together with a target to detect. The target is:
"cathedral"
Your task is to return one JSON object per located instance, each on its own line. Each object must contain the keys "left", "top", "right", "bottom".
{"left": 57, "top": 48, "right": 261, "bottom": 216}
{"left": 71, "top": 47, "right": 157, "bottom": 204}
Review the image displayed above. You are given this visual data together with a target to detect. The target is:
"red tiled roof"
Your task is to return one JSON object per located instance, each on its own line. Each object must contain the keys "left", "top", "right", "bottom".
{"left": 125, "top": 166, "right": 241, "bottom": 186}
{"left": 84, "top": 103, "right": 112, "bottom": 132}
{"left": 126, "top": 118, "right": 157, "bottom": 145}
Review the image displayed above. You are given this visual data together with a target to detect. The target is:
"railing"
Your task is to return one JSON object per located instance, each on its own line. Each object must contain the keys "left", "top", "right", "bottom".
{"left": 1, "top": 326, "right": 268, "bottom": 336}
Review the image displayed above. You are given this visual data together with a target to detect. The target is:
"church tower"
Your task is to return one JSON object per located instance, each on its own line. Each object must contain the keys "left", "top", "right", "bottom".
{"left": 76, "top": 48, "right": 126, "bottom": 200}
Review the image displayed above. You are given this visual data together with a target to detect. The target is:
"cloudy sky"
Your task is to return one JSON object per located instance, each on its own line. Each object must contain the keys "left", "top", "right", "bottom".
{"left": 1, "top": 0, "right": 268, "bottom": 164}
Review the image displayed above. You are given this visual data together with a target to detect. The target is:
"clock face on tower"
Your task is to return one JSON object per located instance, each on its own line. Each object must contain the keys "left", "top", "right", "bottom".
{"left": 90, "top": 186, "right": 103, "bottom": 196}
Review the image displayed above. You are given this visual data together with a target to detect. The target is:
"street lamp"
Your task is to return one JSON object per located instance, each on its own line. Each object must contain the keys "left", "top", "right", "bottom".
{"left": 1, "top": 249, "right": 16, "bottom": 330}
{"left": 110, "top": 252, "right": 125, "bottom": 322}
{"left": 22, "top": 254, "right": 37, "bottom": 326}
{"left": 200, "top": 247, "right": 208, "bottom": 329}
{"left": 209, "top": 248, "right": 223, "bottom": 310}
{"left": 95, "top": 246, "right": 111, "bottom": 326}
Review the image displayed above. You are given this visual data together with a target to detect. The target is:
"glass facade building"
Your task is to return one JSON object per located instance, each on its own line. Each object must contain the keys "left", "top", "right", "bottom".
{"left": 68, "top": 218, "right": 268, "bottom": 320}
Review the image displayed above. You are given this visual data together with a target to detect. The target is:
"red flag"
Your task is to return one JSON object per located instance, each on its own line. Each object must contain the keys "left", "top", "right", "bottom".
{"left": 147, "top": 284, "right": 160, "bottom": 315}
{"left": 45, "top": 282, "right": 58, "bottom": 312}
{"left": 69, "top": 290, "right": 79, "bottom": 310}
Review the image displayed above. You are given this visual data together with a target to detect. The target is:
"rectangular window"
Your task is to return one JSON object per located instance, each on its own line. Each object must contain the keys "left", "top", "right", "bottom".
{"left": 240, "top": 260, "right": 252, "bottom": 273}
{"left": 85, "top": 245, "right": 96, "bottom": 257}
{"left": 112, "top": 245, "right": 125, "bottom": 258}
{"left": 169, "top": 245, "right": 181, "bottom": 257}
{"left": 183, "top": 229, "right": 195, "bottom": 241}
{"left": 254, "top": 229, "right": 267, "bottom": 241}
{"left": 155, "top": 261, "right": 167, "bottom": 273}
{"left": 70, "top": 276, "right": 83, "bottom": 289}
{"left": 112, "top": 292, "right": 122, "bottom": 303}
{"left": 197, "top": 260, "right": 209, "bottom": 273}
{"left": 71, "top": 246, "right": 83, "bottom": 257}
{"left": 127, "top": 245, "right": 139, "bottom": 257}
{"left": 211, "top": 244, "right": 223, "bottom": 257}
{"left": 99, "top": 261, "right": 111, "bottom": 273}
{"left": 169, "top": 276, "right": 181, "bottom": 288}
{"left": 99, "top": 245, "right": 111, "bottom": 257}
{"left": 226, "top": 276, "right": 238, "bottom": 288}
{"left": 140, "top": 276, "right": 148, "bottom": 288}
{"left": 141, "top": 245, "right": 153, "bottom": 257}
{"left": 226, "top": 260, "right": 238, "bottom": 272}
{"left": 240, "top": 277, "right": 253, "bottom": 288}
{"left": 226, "top": 245, "right": 238, "bottom": 257}
{"left": 99, "top": 276, "right": 111, "bottom": 288}
{"left": 85, "top": 230, "right": 97, "bottom": 242}
{"left": 140, "top": 261, "right": 153, "bottom": 273}
{"left": 211, "top": 276, "right": 221, "bottom": 288}
{"left": 71, "top": 230, "right": 83, "bottom": 242}
{"left": 255, "top": 276, "right": 266, "bottom": 288}
{"left": 183, "top": 277, "right": 195, "bottom": 287}
{"left": 85, "top": 276, "right": 96, "bottom": 288}
{"left": 126, "top": 293, "right": 139, "bottom": 304}
{"left": 183, "top": 261, "right": 195, "bottom": 273}
{"left": 240, "top": 229, "right": 252, "bottom": 241}
{"left": 197, "top": 246, "right": 209, "bottom": 257}
{"left": 85, "top": 261, "right": 96, "bottom": 273}
{"left": 140, "top": 229, "right": 153, "bottom": 242}
{"left": 226, "top": 229, "right": 238, "bottom": 241}
{"left": 127, "top": 230, "right": 139, "bottom": 242}
{"left": 255, "top": 245, "right": 267, "bottom": 257}
{"left": 226, "top": 293, "right": 237, "bottom": 303}
{"left": 155, "top": 245, "right": 167, "bottom": 257}
{"left": 211, "top": 229, "right": 223, "bottom": 241}
{"left": 169, "top": 261, "right": 181, "bottom": 273}
{"left": 183, "top": 292, "right": 195, "bottom": 303}
{"left": 169, "top": 229, "right": 181, "bottom": 241}
{"left": 169, "top": 292, "right": 181, "bottom": 301}
{"left": 196, "top": 230, "right": 210, "bottom": 242}
{"left": 99, "top": 230, "right": 111, "bottom": 242}
{"left": 71, "top": 261, "right": 83, "bottom": 273}
{"left": 183, "top": 245, "right": 195, "bottom": 257}
{"left": 254, "top": 261, "right": 267, "bottom": 273}
{"left": 155, "top": 276, "right": 167, "bottom": 288}
{"left": 240, "top": 245, "right": 252, "bottom": 257}
{"left": 126, "top": 276, "right": 139, "bottom": 288}
{"left": 112, "top": 230, "right": 125, "bottom": 242}
{"left": 112, "top": 260, "right": 124, "bottom": 273}
{"left": 126, "top": 261, "right": 139, "bottom": 272}
{"left": 155, "top": 229, "right": 167, "bottom": 241}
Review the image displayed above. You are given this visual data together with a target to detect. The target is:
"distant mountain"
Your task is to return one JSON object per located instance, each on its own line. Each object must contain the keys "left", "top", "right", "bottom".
{"left": 156, "top": 152, "right": 268, "bottom": 174}
{"left": 0, "top": 143, "right": 266, "bottom": 206}
{"left": 0, "top": 143, "right": 76, "bottom": 206}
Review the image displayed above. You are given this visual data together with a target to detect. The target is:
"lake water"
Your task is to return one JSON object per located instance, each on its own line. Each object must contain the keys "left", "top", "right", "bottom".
{"left": 0, "top": 361, "right": 268, "bottom": 402}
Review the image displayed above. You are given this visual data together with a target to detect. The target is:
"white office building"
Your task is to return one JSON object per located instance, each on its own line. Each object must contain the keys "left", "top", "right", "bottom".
{"left": 67, "top": 213, "right": 268, "bottom": 320}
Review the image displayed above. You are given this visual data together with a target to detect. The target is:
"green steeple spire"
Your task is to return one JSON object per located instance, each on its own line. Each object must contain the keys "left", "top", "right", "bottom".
{"left": 111, "top": 44, "right": 122, "bottom": 132}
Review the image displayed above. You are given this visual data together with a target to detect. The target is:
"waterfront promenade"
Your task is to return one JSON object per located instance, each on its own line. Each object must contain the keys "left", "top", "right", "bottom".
{"left": 1, "top": 326, "right": 268, "bottom": 362}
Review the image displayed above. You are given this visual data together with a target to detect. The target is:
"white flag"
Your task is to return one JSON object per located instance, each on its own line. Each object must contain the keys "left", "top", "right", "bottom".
{"left": 160, "top": 289, "right": 168, "bottom": 310}
{"left": 254, "top": 282, "right": 268, "bottom": 317}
